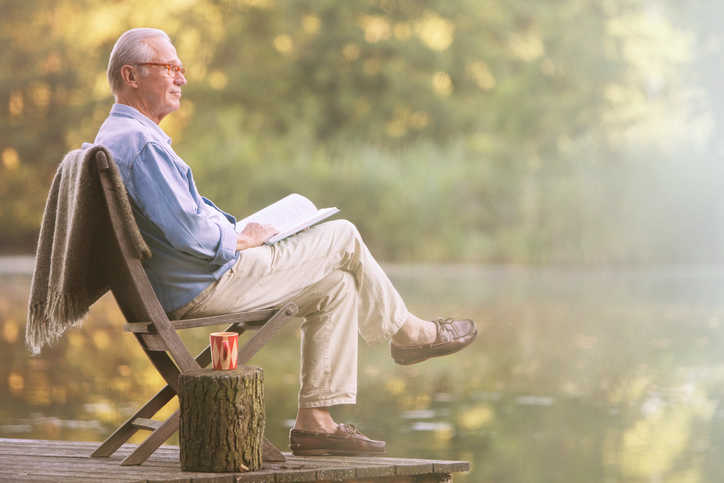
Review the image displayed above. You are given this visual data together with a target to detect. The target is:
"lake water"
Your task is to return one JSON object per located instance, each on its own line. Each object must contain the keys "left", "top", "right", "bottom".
{"left": 3, "top": 260, "right": 724, "bottom": 482}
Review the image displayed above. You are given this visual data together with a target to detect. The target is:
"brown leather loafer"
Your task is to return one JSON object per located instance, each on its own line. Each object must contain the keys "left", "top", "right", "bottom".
{"left": 290, "top": 423, "right": 386, "bottom": 456}
{"left": 390, "top": 318, "right": 477, "bottom": 365}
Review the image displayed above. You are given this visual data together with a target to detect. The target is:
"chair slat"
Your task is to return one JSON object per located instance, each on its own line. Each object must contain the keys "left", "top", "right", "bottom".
{"left": 124, "top": 322, "right": 153, "bottom": 333}
{"left": 124, "top": 309, "right": 276, "bottom": 333}
{"left": 169, "top": 310, "right": 275, "bottom": 330}
{"left": 131, "top": 418, "right": 162, "bottom": 431}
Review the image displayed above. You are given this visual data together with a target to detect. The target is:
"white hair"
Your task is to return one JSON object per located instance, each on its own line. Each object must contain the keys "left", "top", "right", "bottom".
{"left": 107, "top": 28, "right": 171, "bottom": 94}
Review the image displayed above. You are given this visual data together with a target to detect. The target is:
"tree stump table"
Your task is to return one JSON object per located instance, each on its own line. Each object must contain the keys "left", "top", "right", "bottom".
{"left": 179, "top": 366, "right": 265, "bottom": 472}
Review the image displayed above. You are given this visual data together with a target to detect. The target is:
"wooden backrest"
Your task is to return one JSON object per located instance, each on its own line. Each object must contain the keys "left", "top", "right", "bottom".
{"left": 94, "top": 149, "right": 198, "bottom": 372}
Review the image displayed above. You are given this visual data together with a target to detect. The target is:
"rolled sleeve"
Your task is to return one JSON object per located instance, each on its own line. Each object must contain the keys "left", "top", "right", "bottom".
{"left": 202, "top": 196, "right": 236, "bottom": 225}
{"left": 129, "top": 142, "right": 238, "bottom": 267}
{"left": 212, "top": 221, "right": 238, "bottom": 265}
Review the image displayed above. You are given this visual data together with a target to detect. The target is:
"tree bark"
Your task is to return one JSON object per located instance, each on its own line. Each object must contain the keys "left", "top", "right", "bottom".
{"left": 179, "top": 366, "right": 264, "bottom": 472}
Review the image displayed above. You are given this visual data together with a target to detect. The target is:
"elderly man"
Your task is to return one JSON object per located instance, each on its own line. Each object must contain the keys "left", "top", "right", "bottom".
{"left": 93, "top": 28, "right": 476, "bottom": 456}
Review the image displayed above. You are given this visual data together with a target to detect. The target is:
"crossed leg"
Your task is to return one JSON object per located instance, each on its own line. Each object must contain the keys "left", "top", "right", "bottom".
{"left": 172, "top": 219, "right": 450, "bottom": 439}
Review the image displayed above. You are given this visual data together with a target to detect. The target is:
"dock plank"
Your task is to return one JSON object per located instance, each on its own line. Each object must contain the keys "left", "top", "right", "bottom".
{"left": 0, "top": 438, "right": 469, "bottom": 482}
{"left": 287, "top": 455, "right": 396, "bottom": 479}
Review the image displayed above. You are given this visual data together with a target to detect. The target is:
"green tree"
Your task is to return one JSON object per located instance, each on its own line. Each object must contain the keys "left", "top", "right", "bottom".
{"left": 0, "top": 0, "right": 696, "bottom": 262}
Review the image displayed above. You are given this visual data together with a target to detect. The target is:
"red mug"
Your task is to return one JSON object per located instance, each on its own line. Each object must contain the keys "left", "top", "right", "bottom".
{"left": 209, "top": 332, "right": 238, "bottom": 370}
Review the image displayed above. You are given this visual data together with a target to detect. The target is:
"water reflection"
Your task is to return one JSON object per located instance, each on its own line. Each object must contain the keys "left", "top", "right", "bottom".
{"left": 3, "top": 264, "right": 724, "bottom": 482}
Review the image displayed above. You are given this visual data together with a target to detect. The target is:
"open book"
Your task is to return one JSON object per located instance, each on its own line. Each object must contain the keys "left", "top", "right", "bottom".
{"left": 235, "top": 193, "right": 339, "bottom": 244}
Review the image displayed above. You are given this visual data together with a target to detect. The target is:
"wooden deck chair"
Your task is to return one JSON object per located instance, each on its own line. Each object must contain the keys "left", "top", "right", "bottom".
{"left": 89, "top": 149, "right": 298, "bottom": 466}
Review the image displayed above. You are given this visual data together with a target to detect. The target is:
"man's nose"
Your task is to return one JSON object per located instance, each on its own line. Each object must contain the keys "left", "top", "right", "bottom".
{"left": 175, "top": 72, "right": 187, "bottom": 86}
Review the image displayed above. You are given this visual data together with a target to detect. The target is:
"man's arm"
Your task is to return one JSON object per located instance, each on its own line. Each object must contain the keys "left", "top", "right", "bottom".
{"left": 129, "top": 142, "right": 237, "bottom": 265}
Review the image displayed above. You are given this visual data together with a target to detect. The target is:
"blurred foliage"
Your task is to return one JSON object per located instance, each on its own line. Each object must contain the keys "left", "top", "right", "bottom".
{"left": 1, "top": 0, "right": 717, "bottom": 263}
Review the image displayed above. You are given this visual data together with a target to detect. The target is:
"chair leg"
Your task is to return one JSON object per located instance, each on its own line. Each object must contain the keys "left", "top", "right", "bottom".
{"left": 121, "top": 409, "right": 287, "bottom": 465}
{"left": 91, "top": 385, "right": 176, "bottom": 458}
{"left": 96, "top": 302, "right": 298, "bottom": 464}
{"left": 121, "top": 409, "right": 180, "bottom": 465}
{"left": 92, "top": 323, "right": 253, "bottom": 459}
{"left": 237, "top": 302, "right": 299, "bottom": 365}
{"left": 91, "top": 349, "right": 181, "bottom": 458}
{"left": 262, "top": 438, "right": 287, "bottom": 462}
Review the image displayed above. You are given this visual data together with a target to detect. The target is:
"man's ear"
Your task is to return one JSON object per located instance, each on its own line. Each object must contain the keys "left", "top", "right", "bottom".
{"left": 120, "top": 65, "right": 139, "bottom": 88}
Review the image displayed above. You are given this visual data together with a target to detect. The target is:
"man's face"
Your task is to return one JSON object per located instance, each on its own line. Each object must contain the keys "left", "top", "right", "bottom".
{"left": 135, "top": 37, "right": 186, "bottom": 123}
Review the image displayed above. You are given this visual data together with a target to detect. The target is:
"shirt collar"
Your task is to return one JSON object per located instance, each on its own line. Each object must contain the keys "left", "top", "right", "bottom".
{"left": 110, "top": 103, "right": 172, "bottom": 145}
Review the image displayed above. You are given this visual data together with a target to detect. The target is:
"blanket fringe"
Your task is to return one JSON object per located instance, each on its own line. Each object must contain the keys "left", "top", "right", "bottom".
{"left": 26, "top": 296, "right": 88, "bottom": 355}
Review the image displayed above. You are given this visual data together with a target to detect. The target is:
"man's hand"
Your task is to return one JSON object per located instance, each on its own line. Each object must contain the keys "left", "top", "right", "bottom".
{"left": 236, "top": 222, "right": 278, "bottom": 251}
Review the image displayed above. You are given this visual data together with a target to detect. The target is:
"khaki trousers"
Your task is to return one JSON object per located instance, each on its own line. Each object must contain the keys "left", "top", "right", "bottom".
{"left": 170, "top": 219, "right": 409, "bottom": 408}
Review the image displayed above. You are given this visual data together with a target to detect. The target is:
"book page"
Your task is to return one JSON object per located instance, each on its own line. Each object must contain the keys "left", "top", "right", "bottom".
{"left": 235, "top": 193, "right": 339, "bottom": 243}
{"left": 265, "top": 207, "right": 340, "bottom": 244}
{"left": 235, "top": 194, "right": 317, "bottom": 233}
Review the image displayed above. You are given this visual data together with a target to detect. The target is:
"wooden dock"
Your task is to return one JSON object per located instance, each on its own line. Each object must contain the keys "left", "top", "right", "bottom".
{"left": 0, "top": 438, "right": 469, "bottom": 482}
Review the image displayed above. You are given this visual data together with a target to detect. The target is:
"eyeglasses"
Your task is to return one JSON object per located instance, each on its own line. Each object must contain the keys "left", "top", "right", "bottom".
{"left": 136, "top": 62, "right": 186, "bottom": 76}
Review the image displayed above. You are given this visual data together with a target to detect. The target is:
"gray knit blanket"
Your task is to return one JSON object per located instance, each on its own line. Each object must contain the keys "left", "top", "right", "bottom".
{"left": 26, "top": 145, "right": 150, "bottom": 354}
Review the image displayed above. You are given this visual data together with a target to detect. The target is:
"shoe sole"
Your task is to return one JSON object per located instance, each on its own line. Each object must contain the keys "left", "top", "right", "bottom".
{"left": 291, "top": 448, "right": 387, "bottom": 456}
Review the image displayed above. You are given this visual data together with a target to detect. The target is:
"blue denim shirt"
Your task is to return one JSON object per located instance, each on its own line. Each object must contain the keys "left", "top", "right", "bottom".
{"left": 90, "top": 104, "right": 239, "bottom": 313}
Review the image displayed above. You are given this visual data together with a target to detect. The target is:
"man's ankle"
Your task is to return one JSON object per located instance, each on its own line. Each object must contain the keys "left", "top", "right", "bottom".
{"left": 294, "top": 407, "right": 338, "bottom": 433}
{"left": 392, "top": 316, "right": 436, "bottom": 346}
